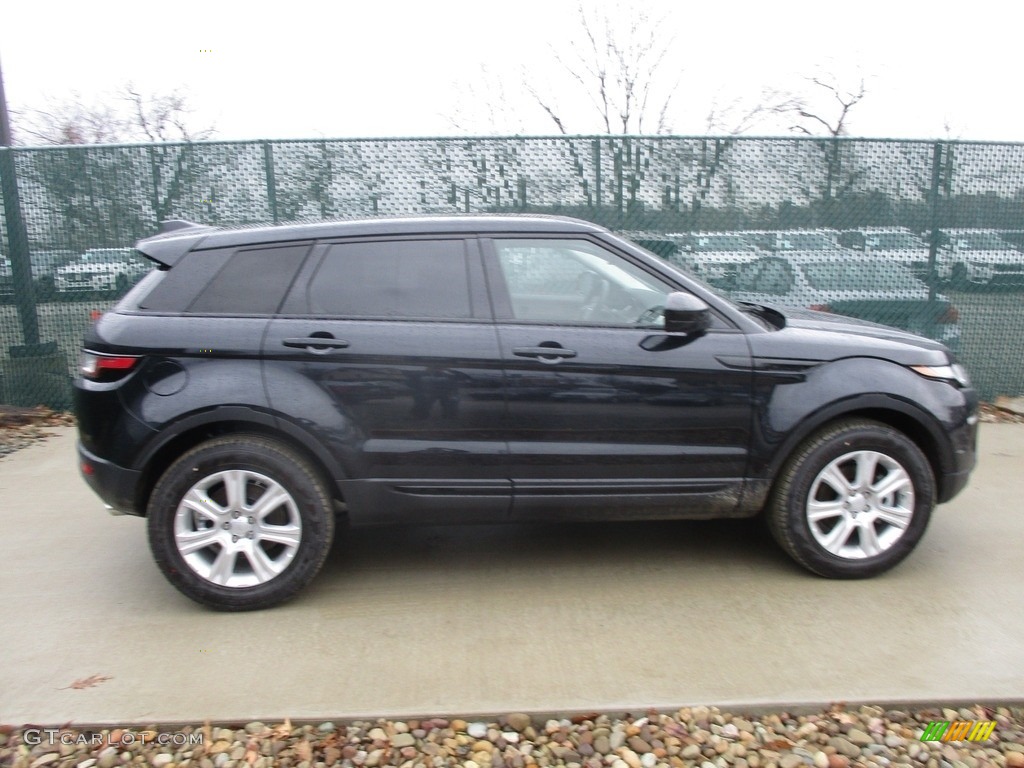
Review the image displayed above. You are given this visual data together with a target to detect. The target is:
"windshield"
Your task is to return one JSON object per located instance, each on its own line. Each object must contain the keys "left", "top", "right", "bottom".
{"left": 80, "top": 249, "right": 135, "bottom": 263}
{"left": 803, "top": 261, "right": 923, "bottom": 291}
{"left": 867, "top": 232, "right": 923, "bottom": 249}
{"left": 953, "top": 232, "right": 1010, "bottom": 250}
{"left": 778, "top": 232, "right": 836, "bottom": 251}
{"left": 692, "top": 234, "right": 756, "bottom": 252}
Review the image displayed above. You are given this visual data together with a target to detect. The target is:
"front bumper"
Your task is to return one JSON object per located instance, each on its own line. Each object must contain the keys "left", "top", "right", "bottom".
{"left": 78, "top": 441, "right": 144, "bottom": 516}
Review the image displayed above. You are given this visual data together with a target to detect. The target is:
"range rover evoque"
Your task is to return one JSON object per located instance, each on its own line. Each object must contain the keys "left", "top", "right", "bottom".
{"left": 74, "top": 216, "right": 979, "bottom": 611}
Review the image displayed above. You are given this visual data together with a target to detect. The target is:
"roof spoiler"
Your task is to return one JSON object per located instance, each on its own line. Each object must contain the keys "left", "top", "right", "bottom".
{"left": 158, "top": 219, "right": 206, "bottom": 234}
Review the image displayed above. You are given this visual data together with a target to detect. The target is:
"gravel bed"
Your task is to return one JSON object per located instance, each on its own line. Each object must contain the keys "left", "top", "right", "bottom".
{"left": 2, "top": 705, "right": 1023, "bottom": 768}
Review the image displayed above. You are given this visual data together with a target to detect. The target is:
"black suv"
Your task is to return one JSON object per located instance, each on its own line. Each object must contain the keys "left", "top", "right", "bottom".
{"left": 75, "top": 216, "right": 978, "bottom": 610}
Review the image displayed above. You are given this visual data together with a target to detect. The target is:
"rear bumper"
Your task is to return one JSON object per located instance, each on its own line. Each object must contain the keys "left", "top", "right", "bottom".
{"left": 77, "top": 441, "right": 145, "bottom": 516}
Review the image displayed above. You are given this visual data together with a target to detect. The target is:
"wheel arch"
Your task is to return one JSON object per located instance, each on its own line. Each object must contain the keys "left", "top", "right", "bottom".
{"left": 749, "top": 394, "right": 951, "bottom": 512}
{"left": 133, "top": 406, "right": 348, "bottom": 517}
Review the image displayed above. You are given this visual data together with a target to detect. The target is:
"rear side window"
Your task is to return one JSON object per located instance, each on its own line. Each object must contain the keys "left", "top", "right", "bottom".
{"left": 293, "top": 239, "right": 472, "bottom": 319}
{"left": 140, "top": 244, "right": 310, "bottom": 314}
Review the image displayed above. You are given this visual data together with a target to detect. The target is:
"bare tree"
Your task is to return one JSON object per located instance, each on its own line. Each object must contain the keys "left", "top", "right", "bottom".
{"left": 769, "top": 73, "right": 870, "bottom": 208}
{"left": 13, "top": 83, "right": 214, "bottom": 145}
{"left": 774, "top": 74, "right": 867, "bottom": 138}
{"left": 121, "top": 83, "right": 215, "bottom": 143}
{"left": 529, "top": 3, "right": 682, "bottom": 135}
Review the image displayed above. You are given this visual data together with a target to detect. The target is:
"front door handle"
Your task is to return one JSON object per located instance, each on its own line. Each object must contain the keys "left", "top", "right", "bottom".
{"left": 282, "top": 337, "right": 351, "bottom": 353}
{"left": 512, "top": 346, "right": 577, "bottom": 361}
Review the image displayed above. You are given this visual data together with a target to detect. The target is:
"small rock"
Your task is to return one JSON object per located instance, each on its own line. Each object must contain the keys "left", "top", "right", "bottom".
{"left": 506, "top": 714, "right": 531, "bottom": 732}
{"left": 847, "top": 728, "right": 873, "bottom": 746}
{"left": 368, "top": 728, "right": 388, "bottom": 741}
{"left": 1006, "top": 753, "right": 1024, "bottom": 768}
{"left": 813, "top": 752, "right": 829, "bottom": 768}
{"left": 452, "top": 720, "right": 468, "bottom": 733}
{"left": 152, "top": 755, "right": 174, "bottom": 768}
{"left": 30, "top": 754, "right": 59, "bottom": 768}
{"left": 628, "top": 736, "right": 652, "bottom": 754}
{"left": 827, "top": 756, "right": 850, "bottom": 768}
{"left": 468, "top": 722, "right": 489, "bottom": 739}
{"left": 594, "top": 736, "right": 610, "bottom": 754}
{"left": 245, "top": 722, "right": 266, "bottom": 734}
{"left": 640, "top": 754, "right": 657, "bottom": 768}
{"left": 721, "top": 723, "right": 739, "bottom": 739}
{"left": 681, "top": 745, "right": 701, "bottom": 760}
{"left": 318, "top": 722, "right": 336, "bottom": 733}
{"left": 828, "top": 737, "right": 861, "bottom": 758}
{"left": 504, "top": 732, "right": 521, "bottom": 744}
{"left": 77, "top": 760, "right": 98, "bottom": 768}
{"left": 779, "top": 756, "right": 803, "bottom": 768}
{"left": 610, "top": 731, "right": 627, "bottom": 750}
{"left": 393, "top": 733, "right": 416, "bottom": 748}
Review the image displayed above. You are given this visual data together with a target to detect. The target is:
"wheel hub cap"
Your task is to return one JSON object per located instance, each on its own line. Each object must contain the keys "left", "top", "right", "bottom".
{"left": 806, "top": 450, "right": 915, "bottom": 560}
{"left": 173, "top": 469, "right": 303, "bottom": 588}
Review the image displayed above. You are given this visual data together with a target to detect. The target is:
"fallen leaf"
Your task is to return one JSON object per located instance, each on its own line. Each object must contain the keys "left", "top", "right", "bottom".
{"left": 295, "top": 740, "right": 313, "bottom": 762}
{"left": 270, "top": 717, "right": 292, "bottom": 739}
{"left": 59, "top": 674, "right": 113, "bottom": 690}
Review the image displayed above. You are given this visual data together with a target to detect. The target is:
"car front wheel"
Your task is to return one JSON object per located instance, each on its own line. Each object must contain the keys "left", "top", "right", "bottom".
{"left": 768, "top": 419, "right": 935, "bottom": 578}
{"left": 147, "top": 435, "right": 335, "bottom": 610}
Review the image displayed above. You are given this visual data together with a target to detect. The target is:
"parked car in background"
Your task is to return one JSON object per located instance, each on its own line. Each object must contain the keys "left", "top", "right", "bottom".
{"left": 672, "top": 231, "right": 763, "bottom": 289}
{"left": 75, "top": 215, "right": 977, "bottom": 610}
{"left": 31, "top": 249, "right": 77, "bottom": 296}
{"left": 837, "top": 228, "right": 944, "bottom": 283}
{"left": 55, "top": 248, "right": 150, "bottom": 295}
{"left": 743, "top": 229, "right": 843, "bottom": 254}
{"left": 727, "top": 255, "right": 961, "bottom": 350}
{"left": 0, "top": 255, "right": 11, "bottom": 298}
{"left": 618, "top": 231, "right": 700, "bottom": 275}
{"left": 934, "top": 229, "right": 1024, "bottom": 289}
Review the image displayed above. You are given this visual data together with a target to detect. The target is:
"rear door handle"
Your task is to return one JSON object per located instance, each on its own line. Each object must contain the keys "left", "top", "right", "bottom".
{"left": 282, "top": 337, "right": 351, "bottom": 352}
{"left": 512, "top": 346, "right": 577, "bottom": 360}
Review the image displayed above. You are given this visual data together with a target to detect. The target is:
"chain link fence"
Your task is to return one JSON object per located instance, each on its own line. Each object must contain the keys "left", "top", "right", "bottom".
{"left": 1, "top": 135, "right": 1022, "bottom": 407}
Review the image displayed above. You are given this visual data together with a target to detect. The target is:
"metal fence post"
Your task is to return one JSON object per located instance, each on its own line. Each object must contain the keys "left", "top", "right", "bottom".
{"left": 927, "top": 141, "right": 945, "bottom": 303}
{"left": 0, "top": 147, "right": 38, "bottom": 346}
{"left": 263, "top": 141, "right": 278, "bottom": 224}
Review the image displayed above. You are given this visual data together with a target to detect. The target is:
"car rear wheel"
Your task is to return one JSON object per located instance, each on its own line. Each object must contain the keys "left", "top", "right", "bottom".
{"left": 767, "top": 419, "right": 935, "bottom": 578}
{"left": 147, "top": 435, "right": 335, "bottom": 610}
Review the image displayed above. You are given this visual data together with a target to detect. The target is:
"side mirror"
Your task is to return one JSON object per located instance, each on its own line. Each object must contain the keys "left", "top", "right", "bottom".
{"left": 664, "top": 292, "right": 711, "bottom": 335}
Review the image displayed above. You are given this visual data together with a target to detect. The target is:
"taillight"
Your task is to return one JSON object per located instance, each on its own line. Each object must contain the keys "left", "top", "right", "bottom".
{"left": 79, "top": 351, "right": 140, "bottom": 382}
{"left": 939, "top": 304, "right": 960, "bottom": 323}
{"left": 809, "top": 303, "right": 833, "bottom": 313}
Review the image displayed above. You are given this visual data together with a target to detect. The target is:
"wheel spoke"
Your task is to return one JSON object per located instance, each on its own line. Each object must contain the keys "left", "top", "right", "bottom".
{"left": 820, "top": 516, "right": 855, "bottom": 554}
{"left": 859, "top": 522, "right": 884, "bottom": 558}
{"left": 819, "top": 463, "right": 853, "bottom": 496}
{"left": 807, "top": 498, "right": 846, "bottom": 522}
{"left": 176, "top": 527, "right": 223, "bottom": 555}
{"left": 208, "top": 547, "right": 238, "bottom": 585}
{"left": 853, "top": 452, "right": 880, "bottom": 490}
{"left": 181, "top": 487, "right": 223, "bottom": 521}
{"left": 875, "top": 505, "right": 913, "bottom": 530}
{"left": 871, "top": 467, "right": 912, "bottom": 500}
{"left": 250, "top": 487, "right": 291, "bottom": 520}
{"left": 223, "top": 470, "right": 249, "bottom": 512}
{"left": 247, "top": 546, "right": 281, "bottom": 583}
{"left": 258, "top": 523, "right": 301, "bottom": 548}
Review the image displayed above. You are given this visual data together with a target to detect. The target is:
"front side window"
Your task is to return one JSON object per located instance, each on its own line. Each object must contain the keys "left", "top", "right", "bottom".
{"left": 302, "top": 239, "right": 472, "bottom": 319}
{"left": 492, "top": 238, "right": 672, "bottom": 326}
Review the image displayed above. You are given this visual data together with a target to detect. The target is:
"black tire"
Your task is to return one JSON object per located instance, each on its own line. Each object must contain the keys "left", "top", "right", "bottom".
{"left": 767, "top": 419, "right": 935, "bottom": 579}
{"left": 147, "top": 435, "right": 335, "bottom": 610}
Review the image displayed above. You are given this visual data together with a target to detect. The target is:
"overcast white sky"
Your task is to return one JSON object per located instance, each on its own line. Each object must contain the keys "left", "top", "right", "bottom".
{"left": 2, "top": 0, "right": 1023, "bottom": 142}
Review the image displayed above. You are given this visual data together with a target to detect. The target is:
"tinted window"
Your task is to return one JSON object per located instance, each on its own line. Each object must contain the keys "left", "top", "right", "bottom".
{"left": 139, "top": 248, "right": 233, "bottom": 311}
{"left": 493, "top": 238, "right": 672, "bottom": 326}
{"left": 303, "top": 240, "right": 472, "bottom": 319}
{"left": 186, "top": 244, "right": 310, "bottom": 314}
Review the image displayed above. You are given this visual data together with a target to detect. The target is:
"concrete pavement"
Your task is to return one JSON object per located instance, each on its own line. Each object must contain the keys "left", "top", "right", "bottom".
{"left": 1, "top": 424, "right": 1022, "bottom": 726}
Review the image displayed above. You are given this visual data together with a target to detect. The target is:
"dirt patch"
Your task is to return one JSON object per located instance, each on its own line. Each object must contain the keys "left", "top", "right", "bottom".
{"left": 0, "top": 406, "right": 76, "bottom": 460}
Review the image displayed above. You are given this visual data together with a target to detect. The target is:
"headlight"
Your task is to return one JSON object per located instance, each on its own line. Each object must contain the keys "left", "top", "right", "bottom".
{"left": 909, "top": 363, "right": 971, "bottom": 387}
